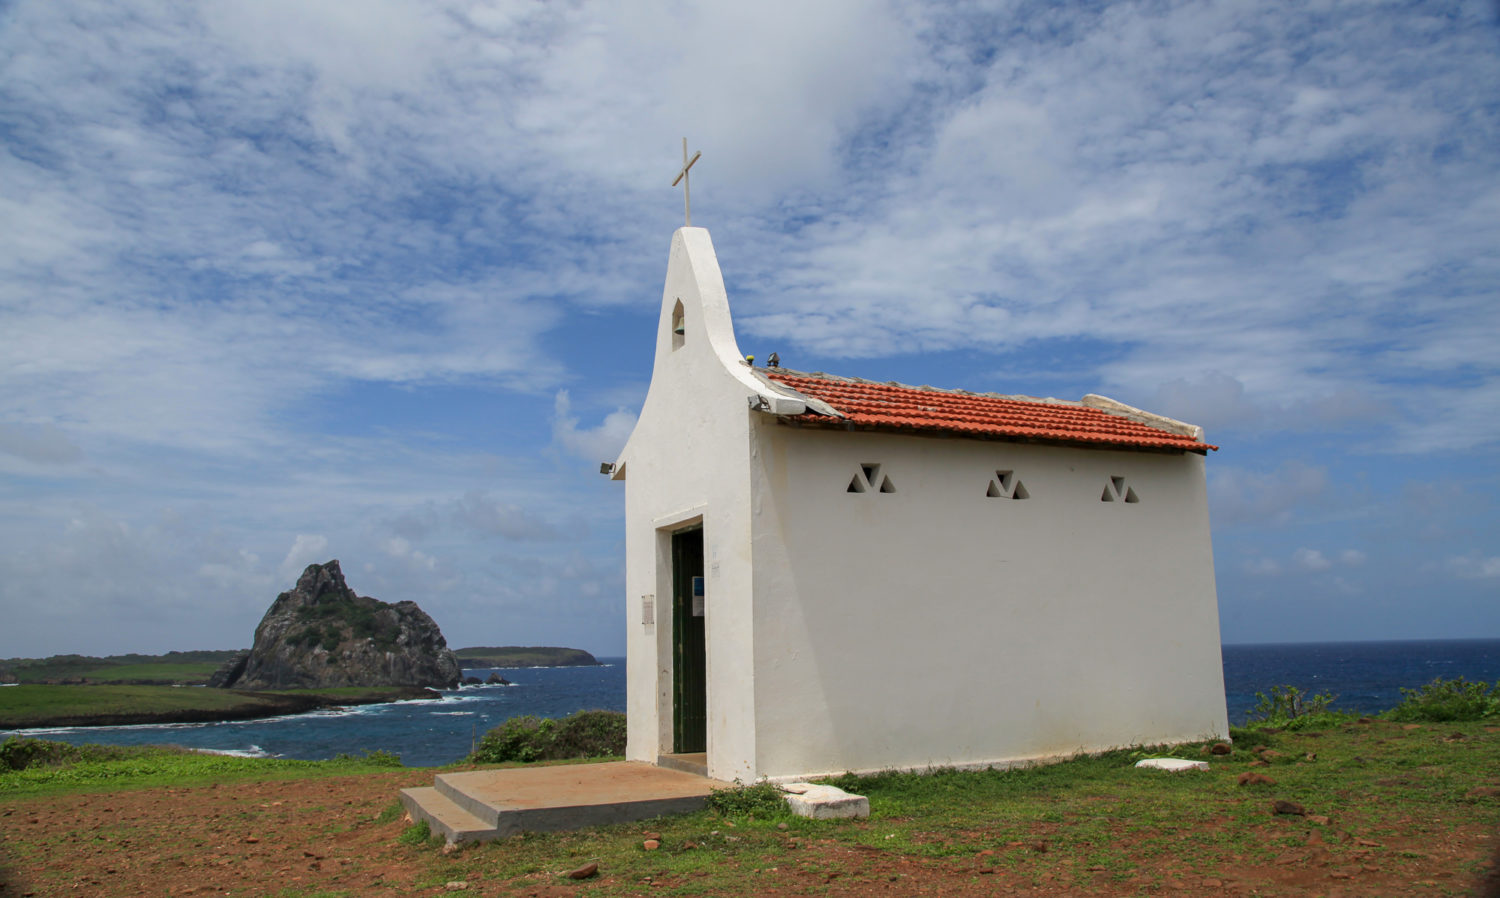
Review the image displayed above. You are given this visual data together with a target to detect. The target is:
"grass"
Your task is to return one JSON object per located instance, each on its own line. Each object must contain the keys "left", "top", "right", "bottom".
{"left": 39, "top": 662, "right": 223, "bottom": 682}
{"left": 394, "top": 718, "right": 1500, "bottom": 894}
{"left": 0, "top": 650, "right": 241, "bottom": 684}
{"left": 0, "top": 741, "right": 405, "bottom": 798}
{"left": 0, "top": 684, "right": 270, "bottom": 722}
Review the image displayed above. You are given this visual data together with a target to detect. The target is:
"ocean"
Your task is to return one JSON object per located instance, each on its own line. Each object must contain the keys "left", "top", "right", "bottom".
{"left": 8, "top": 639, "right": 1500, "bottom": 767}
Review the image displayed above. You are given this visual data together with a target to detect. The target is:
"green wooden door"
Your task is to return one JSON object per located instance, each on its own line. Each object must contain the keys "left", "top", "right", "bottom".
{"left": 672, "top": 527, "right": 706, "bottom": 753}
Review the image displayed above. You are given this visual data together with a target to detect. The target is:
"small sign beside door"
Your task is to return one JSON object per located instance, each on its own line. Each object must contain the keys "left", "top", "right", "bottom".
{"left": 691, "top": 576, "right": 705, "bottom": 616}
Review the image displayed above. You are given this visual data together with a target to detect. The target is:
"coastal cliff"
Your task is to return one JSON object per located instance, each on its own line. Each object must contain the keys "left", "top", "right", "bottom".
{"left": 208, "top": 560, "right": 461, "bottom": 690}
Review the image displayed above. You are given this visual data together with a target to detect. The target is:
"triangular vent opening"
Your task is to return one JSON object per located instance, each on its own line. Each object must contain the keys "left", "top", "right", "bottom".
{"left": 987, "top": 470, "right": 1027, "bottom": 500}
{"left": 1102, "top": 476, "right": 1137, "bottom": 503}
{"left": 848, "top": 463, "right": 892, "bottom": 496}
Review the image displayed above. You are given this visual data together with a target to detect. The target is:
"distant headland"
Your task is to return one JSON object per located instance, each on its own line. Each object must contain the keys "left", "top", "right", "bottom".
{"left": 453, "top": 646, "right": 600, "bottom": 669}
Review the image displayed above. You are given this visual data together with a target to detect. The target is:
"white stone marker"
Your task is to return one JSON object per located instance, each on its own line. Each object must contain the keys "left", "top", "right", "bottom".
{"left": 1134, "top": 758, "right": 1210, "bottom": 772}
{"left": 779, "top": 783, "right": 870, "bottom": 819}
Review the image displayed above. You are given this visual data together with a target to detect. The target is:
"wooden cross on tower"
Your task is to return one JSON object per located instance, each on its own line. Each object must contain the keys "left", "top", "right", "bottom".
{"left": 672, "top": 138, "right": 702, "bottom": 226}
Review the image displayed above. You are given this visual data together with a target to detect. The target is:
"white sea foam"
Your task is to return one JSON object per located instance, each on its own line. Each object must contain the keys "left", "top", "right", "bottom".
{"left": 194, "top": 744, "right": 276, "bottom": 758}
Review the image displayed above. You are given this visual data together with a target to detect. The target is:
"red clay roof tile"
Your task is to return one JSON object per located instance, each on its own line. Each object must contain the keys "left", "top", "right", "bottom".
{"left": 762, "top": 370, "right": 1216, "bottom": 454}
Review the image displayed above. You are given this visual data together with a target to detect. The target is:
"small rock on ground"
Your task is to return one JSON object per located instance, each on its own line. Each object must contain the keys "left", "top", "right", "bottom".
{"left": 567, "top": 862, "right": 599, "bottom": 880}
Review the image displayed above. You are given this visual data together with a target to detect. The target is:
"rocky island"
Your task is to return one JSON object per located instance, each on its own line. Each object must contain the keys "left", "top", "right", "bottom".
{"left": 209, "top": 560, "right": 461, "bottom": 690}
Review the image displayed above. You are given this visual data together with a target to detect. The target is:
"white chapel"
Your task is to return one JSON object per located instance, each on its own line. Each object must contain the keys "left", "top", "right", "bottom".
{"left": 610, "top": 227, "right": 1229, "bottom": 783}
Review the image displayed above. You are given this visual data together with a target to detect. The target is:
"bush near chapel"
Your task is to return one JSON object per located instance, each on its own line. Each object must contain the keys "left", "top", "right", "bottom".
{"left": 1385, "top": 677, "right": 1500, "bottom": 722}
{"left": 469, "top": 710, "right": 625, "bottom": 764}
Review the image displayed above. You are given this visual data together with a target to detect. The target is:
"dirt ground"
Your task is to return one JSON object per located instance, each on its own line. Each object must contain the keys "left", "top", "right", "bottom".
{"left": 2, "top": 770, "right": 1497, "bottom": 896}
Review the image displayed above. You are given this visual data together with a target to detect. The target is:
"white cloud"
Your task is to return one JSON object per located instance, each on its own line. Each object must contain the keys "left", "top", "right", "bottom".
{"left": 0, "top": 422, "right": 84, "bottom": 465}
{"left": 1208, "top": 462, "right": 1329, "bottom": 527}
{"left": 552, "top": 390, "right": 637, "bottom": 463}
{"left": 1445, "top": 556, "right": 1500, "bottom": 581}
{"left": 280, "top": 534, "right": 330, "bottom": 581}
{"left": 1293, "top": 548, "right": 1333, "bottom": 572}
{"left": 1244, "top": 558, "right": 1282, "bottom": 576}
{"left": 380, "top": 536, "right": 436, "bottom": 572}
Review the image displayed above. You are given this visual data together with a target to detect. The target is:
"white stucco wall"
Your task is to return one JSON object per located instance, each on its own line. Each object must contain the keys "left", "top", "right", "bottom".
{"left": 747, "top": 424, "right": 1228, "bottom": 780}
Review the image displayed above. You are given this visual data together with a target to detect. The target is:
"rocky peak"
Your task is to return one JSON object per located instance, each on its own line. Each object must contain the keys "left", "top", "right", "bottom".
{"left": 209, "top": 560, "right": 461, "bottom": 690}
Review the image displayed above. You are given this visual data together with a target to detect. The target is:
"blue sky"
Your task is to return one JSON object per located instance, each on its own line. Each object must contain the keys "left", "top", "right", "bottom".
{"left": 1, "top": 0, "right": 1496, "bottom": 658}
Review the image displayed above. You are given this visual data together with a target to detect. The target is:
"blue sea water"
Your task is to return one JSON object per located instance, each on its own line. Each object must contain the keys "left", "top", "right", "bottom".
{"left": 1220, "top": 638, "right": 1500, "bottom": 724}
{"left": 3, "top": 662, "right": 627, "bottom": 768}
{"left": 8, "top": 640, "right": 1500, "bottom": 767}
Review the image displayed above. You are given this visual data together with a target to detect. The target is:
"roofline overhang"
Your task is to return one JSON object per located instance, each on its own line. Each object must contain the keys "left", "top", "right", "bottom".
{"left": 770, "top": 415, "right": 1217, "bottom": 455}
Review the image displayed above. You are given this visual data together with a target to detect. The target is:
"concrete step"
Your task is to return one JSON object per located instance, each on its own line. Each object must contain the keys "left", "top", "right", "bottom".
{"left": 656, "top": 752, "right": 708, "bottom": 777}
{"left": 399, "top": 786, "right": 495, "bottom": 844}
{"left": 399, "top": 761, "right": 731, "bottom": 844}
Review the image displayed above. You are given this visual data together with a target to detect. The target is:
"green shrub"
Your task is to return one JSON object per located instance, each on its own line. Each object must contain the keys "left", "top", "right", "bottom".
{"left": 472, "top": 715, "right": 554, "bottom": 763}
{"left": 1247, "top": 685, "right": 1337, "bottom": 725}
{"left": 1385, "top": 677, "right": 1499, "bottom": 722}
{"left": 1, "top": 736, "right": 84, "bottom": 770}
{"left": 468, "top": 710, "right": 626, "bottom": 764}
{"left": 705, "top": 781, "right": 787, "bottom": 818}
{"left": 549, "top": 710, "right": 627, "bottom": 759}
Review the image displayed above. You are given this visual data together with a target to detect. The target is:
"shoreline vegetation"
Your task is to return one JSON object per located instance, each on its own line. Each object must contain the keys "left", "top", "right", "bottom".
{"left": 0, "top": 684, "right": 440, "bottom": 730}
{"left": 0, "top": 645, "right": 601, "bottom": 731}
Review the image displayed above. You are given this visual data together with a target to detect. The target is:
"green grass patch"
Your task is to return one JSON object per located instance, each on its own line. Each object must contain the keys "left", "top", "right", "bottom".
{"left": 33, "top": 662, "right": 223, "bottom": 683}
{"left": 0, "top": 650, "right": 241, "bottom": 683}
{"left": 0, "top": 684, "right": 269, "bottom": 723}
{"left": 407, "top": 719, "right": 1500, "bottom": 895}
{"left": 0, "top": 739, "right": 407, "bottom": 798}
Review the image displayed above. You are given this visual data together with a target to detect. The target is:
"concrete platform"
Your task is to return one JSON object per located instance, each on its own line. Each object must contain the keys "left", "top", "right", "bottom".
{"left": 400, "top": 761, "right": 731, "bottom": 844}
